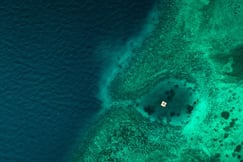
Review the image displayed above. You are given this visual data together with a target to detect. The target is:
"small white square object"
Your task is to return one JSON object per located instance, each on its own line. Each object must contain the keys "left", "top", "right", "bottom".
{"left": 161, "top": 101, "right": 167, "bottom": 107}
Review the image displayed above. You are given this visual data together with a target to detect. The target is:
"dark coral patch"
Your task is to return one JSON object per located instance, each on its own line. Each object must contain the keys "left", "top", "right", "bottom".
{"left": 187, "top": 105, "right": 194, "bottom": 114}
{"left": 221, "top": 111, "right": 230, "bottom": 120}
{"left": 144, "top": 105, "right": 155, "bottom": 115}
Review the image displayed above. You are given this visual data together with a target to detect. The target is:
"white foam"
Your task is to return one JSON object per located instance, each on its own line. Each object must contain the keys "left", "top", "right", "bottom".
{"left": 96, "top": 4, "right": 160, "bottom": 113}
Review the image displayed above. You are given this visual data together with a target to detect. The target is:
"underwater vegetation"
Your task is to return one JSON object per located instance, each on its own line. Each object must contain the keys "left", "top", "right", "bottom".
{"left": 70, "top": 0, "right": 243, "bottom": 161}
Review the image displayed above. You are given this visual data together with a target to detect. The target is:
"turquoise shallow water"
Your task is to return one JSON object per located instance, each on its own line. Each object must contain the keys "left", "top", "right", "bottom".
{"left": 67, "top": 0, "right": 243, "bottom": 161}
{"left": 0, "top": 0, "right": 156, "bottom": 161}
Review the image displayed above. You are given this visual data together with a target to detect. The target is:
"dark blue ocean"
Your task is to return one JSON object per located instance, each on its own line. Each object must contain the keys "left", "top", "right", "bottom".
{"left": 0, "top": 0, "right": 156, "bottom": 161}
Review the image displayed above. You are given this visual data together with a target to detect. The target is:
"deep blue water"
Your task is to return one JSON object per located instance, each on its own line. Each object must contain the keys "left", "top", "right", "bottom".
{"left": 0, "top": 0, "right": 156, "bottom": 162}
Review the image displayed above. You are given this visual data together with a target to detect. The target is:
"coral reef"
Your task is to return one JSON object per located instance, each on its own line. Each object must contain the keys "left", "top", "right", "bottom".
{"left": 70, "top": 0, "right": 243, "bottom": 161}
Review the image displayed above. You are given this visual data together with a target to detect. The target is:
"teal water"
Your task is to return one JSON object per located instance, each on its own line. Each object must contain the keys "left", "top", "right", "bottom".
{"left": 0, "top": 0, "right": 156, "bottom": 161}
